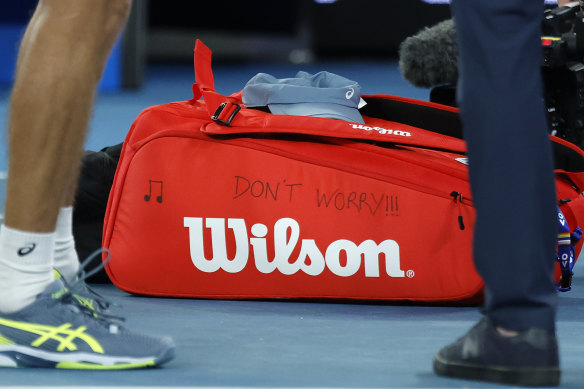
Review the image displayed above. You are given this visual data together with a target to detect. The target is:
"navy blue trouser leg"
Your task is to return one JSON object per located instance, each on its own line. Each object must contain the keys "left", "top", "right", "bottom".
{"left": 451, "top": 0, "right": 557, "bottom": 331}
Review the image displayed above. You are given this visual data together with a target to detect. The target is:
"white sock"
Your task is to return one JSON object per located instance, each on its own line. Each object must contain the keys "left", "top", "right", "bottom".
{"left": 53, "top": 206, "right": 79, "bottom": 282}
{"left": 0, "top": 225, "right": 55, "bottom": 313}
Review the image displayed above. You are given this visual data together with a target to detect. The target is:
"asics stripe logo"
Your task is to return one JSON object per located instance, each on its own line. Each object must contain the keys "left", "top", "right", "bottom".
{"left": 74, "top": 295, "right": 96, "bottom": 311}
{"left": 17, "top": 243, "right": 36, "bottom": 257}
{"left": 0, "top": 318, "right": 104, "bottom": 353}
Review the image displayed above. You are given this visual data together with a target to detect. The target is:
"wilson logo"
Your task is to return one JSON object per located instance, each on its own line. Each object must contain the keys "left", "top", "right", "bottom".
{"left": 184, "top": 217, "right": 406, "bottom": 278}
{"left": 351, "top": 124, "right": 412, "bottom": 137}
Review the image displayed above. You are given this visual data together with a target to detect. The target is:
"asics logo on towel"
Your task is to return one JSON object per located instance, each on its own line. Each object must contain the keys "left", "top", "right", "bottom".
{"left": 184, "top": 217, "right": 406, "bottom": 278}
{"left": 17, "top": 243, "right": 36, "bottom": 257}
{"left": 350, "top": 124, "right": 412, "bottom": 137}
{"left": 0, "top": 318, "right": 104, "bottom": 353}
{"left": 345, "top": 88, "right": 355, "bottom": 99}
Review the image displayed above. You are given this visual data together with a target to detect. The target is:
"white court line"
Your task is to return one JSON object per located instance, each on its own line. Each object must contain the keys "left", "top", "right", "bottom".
{"left": 0, "top": 385, "right": 456, "bottom": 389}
{"left": 0, "top": 385, "right": 416, "bottom": 389}
{"left": 0, "top": 385, "right": 356, "bottom": 389}
{"left": 0, "top": 385, "right": 364, "bottom": 389}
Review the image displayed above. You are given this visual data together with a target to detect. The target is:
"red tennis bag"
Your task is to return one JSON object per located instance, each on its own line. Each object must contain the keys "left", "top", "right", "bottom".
{"left": 102, "top": 40, "right": 584, "bottom": 303}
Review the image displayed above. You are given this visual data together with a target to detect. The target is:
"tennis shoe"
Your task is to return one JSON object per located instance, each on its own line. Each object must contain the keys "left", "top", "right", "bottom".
{"left": 433, "top": 316, "right": 560, "bottom": 387}
{"left": 0, "top": 279, "right": 175, "bottom": 369}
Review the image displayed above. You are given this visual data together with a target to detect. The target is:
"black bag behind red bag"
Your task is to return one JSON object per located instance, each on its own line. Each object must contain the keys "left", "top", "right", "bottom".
{"left": 102, "top": 40, "right": 584, "bottom": 303}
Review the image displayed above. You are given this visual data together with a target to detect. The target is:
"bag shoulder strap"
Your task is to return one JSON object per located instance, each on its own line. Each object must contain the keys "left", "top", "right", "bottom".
{"left": 359, "top": 95, "right": 462, "bottom": 139}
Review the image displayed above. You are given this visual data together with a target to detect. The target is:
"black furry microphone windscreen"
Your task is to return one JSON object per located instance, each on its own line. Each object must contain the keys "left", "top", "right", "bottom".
{"left": 398, "top": 19, "right": 459, "bottom": 88}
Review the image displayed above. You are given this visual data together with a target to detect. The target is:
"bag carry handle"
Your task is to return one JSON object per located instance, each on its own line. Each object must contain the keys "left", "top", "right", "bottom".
{"left": 192, "top": 39, "right": 241, "bottom": 120}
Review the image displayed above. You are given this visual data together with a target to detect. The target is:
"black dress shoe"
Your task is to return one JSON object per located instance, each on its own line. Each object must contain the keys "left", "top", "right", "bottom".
{"left": 433, "top": 316, "right": 560, "bottom": 387}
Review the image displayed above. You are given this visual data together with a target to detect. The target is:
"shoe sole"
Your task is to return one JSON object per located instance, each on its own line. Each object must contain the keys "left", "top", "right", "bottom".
{"left": 433, "top": 354, "right": 560, "bottom": 387}
{"left": 0, "top": 345, "right": 175, "bottom": 370}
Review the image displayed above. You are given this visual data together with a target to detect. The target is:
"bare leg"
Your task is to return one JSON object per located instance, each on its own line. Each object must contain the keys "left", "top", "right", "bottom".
{"left": 0, "top": 0, "right": 131, "bottom": 313}
{"left": 6, "top": 0, "right": 131, "bottom": 232}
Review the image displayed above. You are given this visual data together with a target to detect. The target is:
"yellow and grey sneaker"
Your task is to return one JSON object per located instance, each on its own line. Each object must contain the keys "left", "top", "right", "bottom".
{"left": 0, "top": 279, "right": 175, "bottom": 369}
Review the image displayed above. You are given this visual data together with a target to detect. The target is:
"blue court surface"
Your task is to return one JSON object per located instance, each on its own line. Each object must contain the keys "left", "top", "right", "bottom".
{"left": 1, "top": 61, "right": 584, "bottom": 389}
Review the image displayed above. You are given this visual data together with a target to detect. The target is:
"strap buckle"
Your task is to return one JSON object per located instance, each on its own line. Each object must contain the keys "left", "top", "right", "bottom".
{"left": 212, "top": 102, "right": 241, "bottom": 126}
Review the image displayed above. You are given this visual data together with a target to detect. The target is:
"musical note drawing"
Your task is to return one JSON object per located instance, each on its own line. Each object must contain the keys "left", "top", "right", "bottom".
{"left": 144, "top": 180, "right": 163, "bottom": 203}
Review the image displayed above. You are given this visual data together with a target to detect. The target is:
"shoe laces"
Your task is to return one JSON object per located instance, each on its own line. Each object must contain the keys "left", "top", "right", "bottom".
{"left": 67, "top": 248, "right": 114, "bottom": 312}
{"left": 56, "top": 249, "right": 125, "bottom": 331}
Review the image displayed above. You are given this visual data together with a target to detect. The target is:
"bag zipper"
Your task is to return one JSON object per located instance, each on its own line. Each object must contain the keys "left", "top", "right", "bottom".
{"left": 450, "top": 191, "right": 471, "bottom": 231}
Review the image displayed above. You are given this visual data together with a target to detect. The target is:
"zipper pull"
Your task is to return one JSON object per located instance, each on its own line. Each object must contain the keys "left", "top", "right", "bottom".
{"left": 450, "top": 191, "right": 466, "bottom": 230}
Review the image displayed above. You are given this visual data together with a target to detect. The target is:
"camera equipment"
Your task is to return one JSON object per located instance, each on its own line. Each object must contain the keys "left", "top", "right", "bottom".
{"left": 398, "top": 3, "right": 584, "bottom": 149}
{"left": 542, "top": 1, "right": 584, "bottom": 148}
